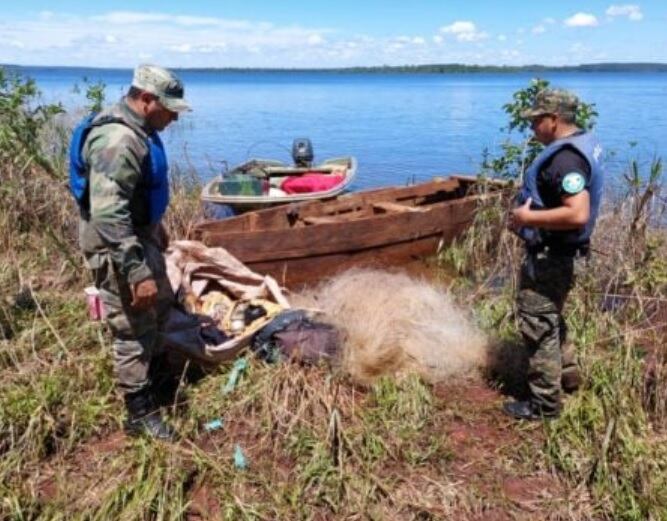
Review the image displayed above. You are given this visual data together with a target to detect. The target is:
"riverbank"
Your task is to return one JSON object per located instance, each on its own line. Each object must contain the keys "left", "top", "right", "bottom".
{"left": 5, "top": 62, "right": 667, "bottom": 74}
{"left": 1, "top": 68, "right": 667, "bottom": 520}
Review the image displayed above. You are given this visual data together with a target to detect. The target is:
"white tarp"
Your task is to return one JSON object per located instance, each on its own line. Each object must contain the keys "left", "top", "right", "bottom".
{"left": 162, "top": 240, "right": 290, "bottom": 364}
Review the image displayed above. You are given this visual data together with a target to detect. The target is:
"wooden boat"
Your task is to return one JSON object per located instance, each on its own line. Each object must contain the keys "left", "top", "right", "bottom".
{"left": 192, "top": 176, "right": 504, "bottom": 288}
{"left": 201, "top": 156, "right": 357, "bottom": 213}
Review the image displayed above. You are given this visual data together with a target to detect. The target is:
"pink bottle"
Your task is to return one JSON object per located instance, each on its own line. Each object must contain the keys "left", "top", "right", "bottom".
{"left": 84, "top": 286, "right": 105, "bottom": 321}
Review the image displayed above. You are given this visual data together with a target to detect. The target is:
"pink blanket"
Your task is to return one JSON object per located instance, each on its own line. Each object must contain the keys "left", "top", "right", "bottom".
{"left": 281, "top": 173, "right": 345, "bottom": 194}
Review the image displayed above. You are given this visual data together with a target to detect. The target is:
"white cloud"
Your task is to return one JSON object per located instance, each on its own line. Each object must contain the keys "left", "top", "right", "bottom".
{"left": 440, "top": 21, "right": 488, "bottom": 42}
{"left": 544, "top": 17, "right": 556, "bottom": 25}
{"left": 91, "top": 11, "right": 249, "bottom": 28}
{"left": 564, "top": 13, "right": 599, "bottom": 27}
{"left": 532, "top": 25, "right": 546, "bottom": 34}
{"left": 394, "top": 35, "right": 426, "bottom": 46}
{"left": 0, "top": 8, "right": 636, "bottom": 68}
{"left": 169, "top": 42, "right": 228, "bottom": 54}
{"left": 0, "top": 11, "right": 340, "bottom": 66}
{"left": 169, "top": 43, "right": 192, "bottom": 53}
{"left": 568, "top": 42, "right": 595, "bottom": 58}
{"left": 606, "top": 4, "right": 643, "bottom": 21}
{"left": 441, "top": 21, "right": 474, "bottom": 33}
{"left": 307, "top": 34, "right": 325, "bottom": 46}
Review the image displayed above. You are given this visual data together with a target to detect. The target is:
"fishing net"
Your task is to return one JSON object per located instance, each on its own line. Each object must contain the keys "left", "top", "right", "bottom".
{"left": 293, "top": 269, "right": 488, "bottom": 384}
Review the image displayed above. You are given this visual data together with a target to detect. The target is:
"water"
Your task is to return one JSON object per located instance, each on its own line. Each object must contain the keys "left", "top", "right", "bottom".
{"left": 12, "top": 66, "right": 667, "bottom": 190}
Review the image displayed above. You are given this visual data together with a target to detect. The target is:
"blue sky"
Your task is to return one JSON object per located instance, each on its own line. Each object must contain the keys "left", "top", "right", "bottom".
{"left": 1, "top": 1, "right": 665, "bottom": 68}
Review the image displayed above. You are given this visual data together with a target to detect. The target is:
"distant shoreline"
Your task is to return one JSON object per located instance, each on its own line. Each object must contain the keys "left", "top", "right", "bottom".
{"left": 3, "top": 62, "right": 667, "bottom": 74}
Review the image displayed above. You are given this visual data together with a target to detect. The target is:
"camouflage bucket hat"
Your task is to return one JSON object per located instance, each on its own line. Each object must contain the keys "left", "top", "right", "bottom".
{"left": 132, "top": 64, "right": 191, "bottom": 113}
{"left": 521, "top": 89, "right": 579, "bottom": 120}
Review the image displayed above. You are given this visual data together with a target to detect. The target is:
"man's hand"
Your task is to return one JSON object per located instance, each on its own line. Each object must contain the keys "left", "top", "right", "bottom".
{"left": 131, "top": 278, "right": 158, "bottom": 310}
{"left": 509, "top": 192, "right": 589, "bottom": 231}
{"left": 509, "top": 197, "right": 533, "bottom": 231}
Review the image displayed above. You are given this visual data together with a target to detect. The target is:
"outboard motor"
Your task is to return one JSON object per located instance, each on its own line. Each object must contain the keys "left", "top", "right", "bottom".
{"left": 292, "top": 138, "right": 314, "bottom": 167}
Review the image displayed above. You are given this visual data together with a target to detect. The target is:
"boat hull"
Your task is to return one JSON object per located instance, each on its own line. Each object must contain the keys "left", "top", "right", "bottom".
{"left": 192, "top": 176, "right": 502, "bottom": 288}
{"left": 201, "top": 156, "right": 357, "bottom": 213}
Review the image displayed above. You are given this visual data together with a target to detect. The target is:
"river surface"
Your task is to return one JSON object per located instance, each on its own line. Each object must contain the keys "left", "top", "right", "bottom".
{"left": 11, "top": 66, "right": 667, "bottom": 190}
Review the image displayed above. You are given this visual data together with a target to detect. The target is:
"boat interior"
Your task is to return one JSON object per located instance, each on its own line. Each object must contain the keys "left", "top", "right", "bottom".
{"left": 233, "top": 158, "right": 349, "bottom": 178}
{"left": 211, "top": 157, "right": 353, "bottom": 198}
{"left": 195, "top": 176, "right": 493, "bottom": 235}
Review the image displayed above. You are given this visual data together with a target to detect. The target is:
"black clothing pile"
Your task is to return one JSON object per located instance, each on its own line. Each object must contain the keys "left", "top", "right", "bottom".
{"left": 251, "top": 310, "right": 340, "bottom": 365}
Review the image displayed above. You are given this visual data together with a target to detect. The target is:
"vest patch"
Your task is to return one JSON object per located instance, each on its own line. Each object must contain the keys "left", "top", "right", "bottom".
{"left": 562, "top": 172, "right": 586, "bottom": 195}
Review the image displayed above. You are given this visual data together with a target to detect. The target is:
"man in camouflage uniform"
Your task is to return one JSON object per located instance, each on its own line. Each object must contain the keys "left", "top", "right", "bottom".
{"left": 504, "top": 89, "right": 603, "bottom": 420}
{"left": 75, "top": 65, "right": 191, "bottom": 439}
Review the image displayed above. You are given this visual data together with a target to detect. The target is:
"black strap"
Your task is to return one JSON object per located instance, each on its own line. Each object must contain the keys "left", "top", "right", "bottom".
{"left": 527, "top": 243, "right": 589, "bottom": 258}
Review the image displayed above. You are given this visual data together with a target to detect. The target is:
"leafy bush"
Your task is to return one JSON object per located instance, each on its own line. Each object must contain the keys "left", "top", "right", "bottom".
{"left": 0, "top": 67, "right": 64, "bottom": 177}
{"left": 481, "top": 78, "right": 598, "bottom": 180}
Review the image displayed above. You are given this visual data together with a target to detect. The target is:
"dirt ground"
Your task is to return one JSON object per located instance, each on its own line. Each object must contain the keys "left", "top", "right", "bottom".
{"left": 32, "top": 377, "right": 576, "bottom": 521}
{"left": 433, "top": 383, "right": 566, "bottom": 520}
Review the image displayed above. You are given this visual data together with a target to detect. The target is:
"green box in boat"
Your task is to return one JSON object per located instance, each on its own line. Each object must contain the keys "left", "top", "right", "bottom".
{"left": 218, "top": 175, "right": 267, "bottom": 196}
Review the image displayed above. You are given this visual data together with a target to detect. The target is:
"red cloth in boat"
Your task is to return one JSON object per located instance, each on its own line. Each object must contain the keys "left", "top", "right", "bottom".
{"left": 280, "top": 173, "right": 345, "bottom": 194}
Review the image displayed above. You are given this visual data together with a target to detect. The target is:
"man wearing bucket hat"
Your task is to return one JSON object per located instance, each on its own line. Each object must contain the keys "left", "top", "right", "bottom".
{"left": 503, "top": 88, "right": 604, "bottom": 421}
{"left": 69, "top": 64, "right": 191, "bottom": 440}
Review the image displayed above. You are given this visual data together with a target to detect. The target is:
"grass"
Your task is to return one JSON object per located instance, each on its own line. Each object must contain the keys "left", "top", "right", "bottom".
{"left": 2, "top": 66, "right": 667, "bottom": 520}
{"left": 445, "top": 157, "right": 667, "bottom": 520}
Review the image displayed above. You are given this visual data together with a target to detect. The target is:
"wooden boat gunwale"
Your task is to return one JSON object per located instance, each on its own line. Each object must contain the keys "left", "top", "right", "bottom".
{"left": 195, "top": 175, "right": 502, "bottom": 233}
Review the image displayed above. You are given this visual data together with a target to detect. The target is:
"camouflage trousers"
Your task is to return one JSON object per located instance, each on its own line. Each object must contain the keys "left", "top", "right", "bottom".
{"left": 517, "top": 250, "right": 579, "bottom": 414}
{"left": 85, "top": 241, "right": 174, "bottom": 395}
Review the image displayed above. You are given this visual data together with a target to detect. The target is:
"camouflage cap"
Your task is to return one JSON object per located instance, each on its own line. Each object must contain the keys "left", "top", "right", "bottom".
{"left": 521, "top": 88, "right": 579, "bottom": 120}
{"left": 131, "top": 64, "right": 191, "bottom": 113}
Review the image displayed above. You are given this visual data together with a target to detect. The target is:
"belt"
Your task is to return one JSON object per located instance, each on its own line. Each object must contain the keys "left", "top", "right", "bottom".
{"left": 526, "top": 244, "right": 589, "bottom": 258}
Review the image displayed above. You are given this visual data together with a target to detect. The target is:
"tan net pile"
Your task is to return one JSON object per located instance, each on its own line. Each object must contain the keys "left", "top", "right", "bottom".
{"left": 293, "top": 269, "right": 489, "bottom": 384}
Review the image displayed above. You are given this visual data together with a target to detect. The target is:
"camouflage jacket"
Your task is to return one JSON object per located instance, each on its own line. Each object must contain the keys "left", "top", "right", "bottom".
{"left": 78, "top": 98, "right": 165, "bottom": 285}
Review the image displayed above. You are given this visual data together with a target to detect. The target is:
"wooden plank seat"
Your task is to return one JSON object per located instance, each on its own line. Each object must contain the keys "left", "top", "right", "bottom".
{"left": 301, "top": 215, "right": 348, "bottom": 225}
{"left": 372, "top": 201, "right": 426, "bottom": 213}
{"left": 265, "top": 165, "right": 338, "bottom": 175}
{"left": 301, "top": 207, "right": 370, "bottom": 225}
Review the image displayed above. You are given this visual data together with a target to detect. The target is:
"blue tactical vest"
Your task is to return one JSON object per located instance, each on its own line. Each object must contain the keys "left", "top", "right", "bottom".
{"left": 516, "top": 131, "right": 604, "bottom": 248}
{"left": 69, "top": 113, "right": 170, "bottom": 225}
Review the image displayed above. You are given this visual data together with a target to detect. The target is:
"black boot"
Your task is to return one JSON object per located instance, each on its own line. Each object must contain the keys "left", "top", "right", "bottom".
{"left": 502, "top": 400, "right": 559, "bottom": 421}
{"left": 124, "top": 389, "right": 177, "bottom": 441}
{"left": 561, "top": 367, "right": 582, "bottom": 394}
{"left": 148, "top": 354, "right": 179, "bottom": 407}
